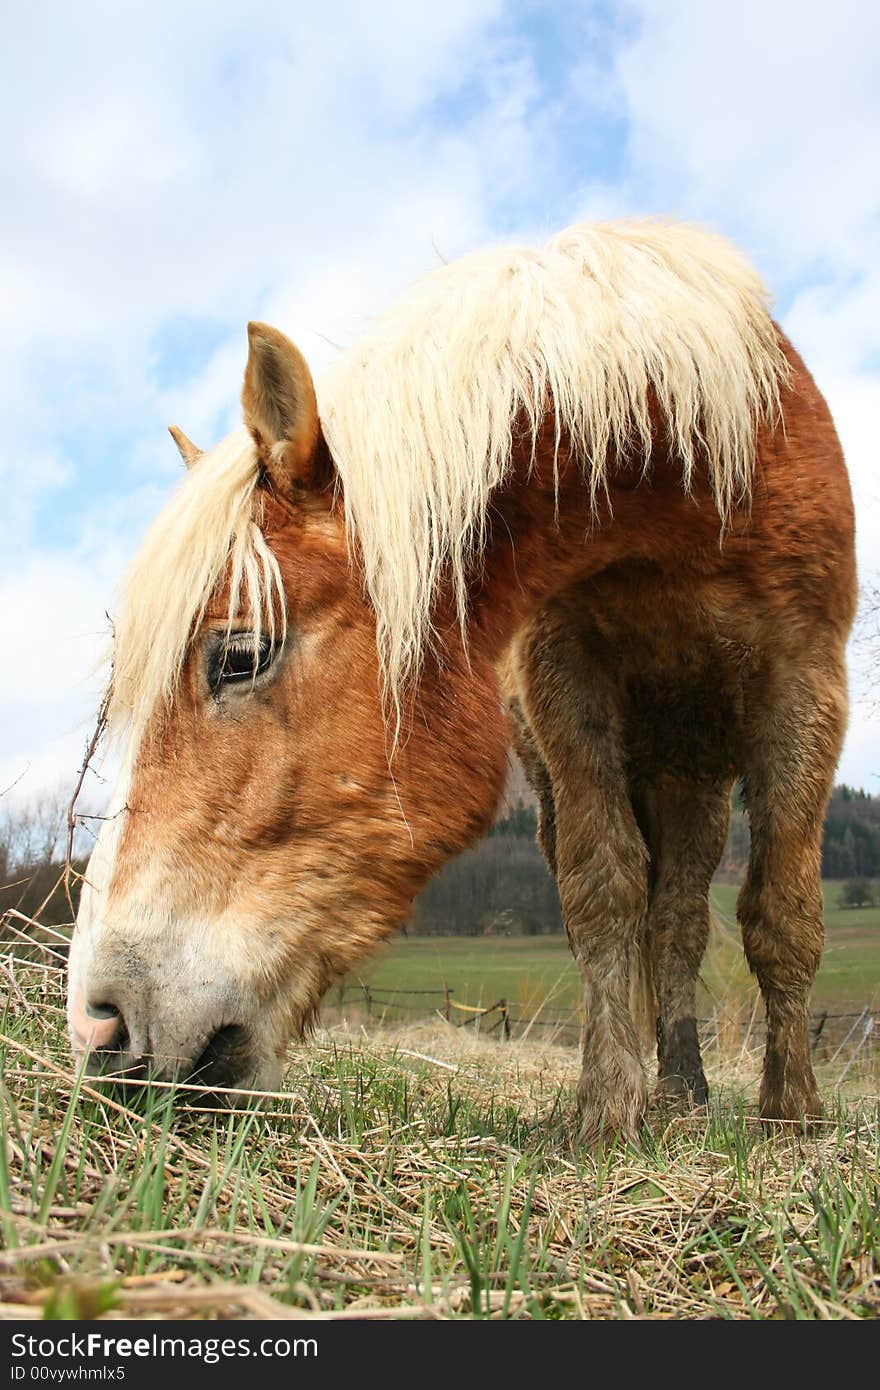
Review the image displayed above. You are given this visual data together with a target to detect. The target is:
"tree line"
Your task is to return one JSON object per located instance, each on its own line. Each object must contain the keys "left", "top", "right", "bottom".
{"left": 413, "top": 782, "right": 880, "bottom": 936}
{"left": 821, "top": 785, "right": 880, "bottom": 878}
{"left": 2, "top": 783, "right": 878, "bottom": 946}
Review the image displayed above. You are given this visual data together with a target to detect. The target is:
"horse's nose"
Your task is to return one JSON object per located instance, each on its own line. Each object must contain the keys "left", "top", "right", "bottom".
{"left": 68, "top": 987, "right": 128, "bottom": 1054}
{"left": 68, "top": 971, "right": 264, "bottom": 1091}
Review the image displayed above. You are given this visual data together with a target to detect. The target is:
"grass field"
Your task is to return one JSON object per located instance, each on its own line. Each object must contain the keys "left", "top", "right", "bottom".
{"left": 340, "top": 883, "right": 880, "bottom": 1029}
{"left": 1, "top": 896, "right": 878, "bottom": 1321}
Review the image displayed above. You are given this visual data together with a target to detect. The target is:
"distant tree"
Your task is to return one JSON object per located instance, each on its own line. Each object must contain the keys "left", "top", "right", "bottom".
{"left": 0, "top": 793, "right": 67, "bottom": 870}
{"left": 492, "top": 781, "right": 880, "bottom": 895}
{"left": 837, "top": 878, "right": 876, "bottom": 909}
{"left": 822, "top": 786, "right": 880, "bottom": 878}
{"left": 839, "top": 826, "right": 857, "bottom": 877}
{"left": 0, "top": 790, "right": 91, "bottom": 944}
{"left": 412, "top": 832, "right": 562, "bottom": 936}
{"left": 490, "top": 801, "right": 538, "bottom": 838}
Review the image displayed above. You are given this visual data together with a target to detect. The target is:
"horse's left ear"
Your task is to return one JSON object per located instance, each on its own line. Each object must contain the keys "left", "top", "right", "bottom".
{"left": 242, "top": 322, "right": 332, "bottom": 495}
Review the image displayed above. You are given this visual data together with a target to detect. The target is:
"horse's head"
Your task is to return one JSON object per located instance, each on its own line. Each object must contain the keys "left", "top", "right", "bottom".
{"left": 67, "top": 324, "right": 508, "bottom": 1090}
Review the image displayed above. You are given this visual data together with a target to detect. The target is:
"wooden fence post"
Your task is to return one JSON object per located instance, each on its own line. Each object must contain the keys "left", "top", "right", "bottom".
{"left": 500, "top": 998, "right": 510, "bottom": 1040}
{"left": 444, "top": 985, "right": 452, "bottom": 1021}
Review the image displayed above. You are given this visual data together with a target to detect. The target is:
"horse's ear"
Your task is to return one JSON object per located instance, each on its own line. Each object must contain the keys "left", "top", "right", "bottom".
{"left": 242, "top": 322, "right": 330, "bottom": 495}
{"left": 168, "top": 425, "right": 203, "bottom": 469}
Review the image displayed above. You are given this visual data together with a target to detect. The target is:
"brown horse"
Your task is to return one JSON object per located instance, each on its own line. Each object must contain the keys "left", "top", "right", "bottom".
{"left": 67, "top": 221, "right": 856, "bottom": 1144}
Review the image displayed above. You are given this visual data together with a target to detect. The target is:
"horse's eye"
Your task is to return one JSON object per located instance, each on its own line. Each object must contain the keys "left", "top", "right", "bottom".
{"left": 207, "top": 632, "right": 276, "bottom": 695}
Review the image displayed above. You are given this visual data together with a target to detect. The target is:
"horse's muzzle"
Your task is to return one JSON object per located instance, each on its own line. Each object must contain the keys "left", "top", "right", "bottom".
{"left": 68, "top": 983, "right": 264, "bottom": 1092}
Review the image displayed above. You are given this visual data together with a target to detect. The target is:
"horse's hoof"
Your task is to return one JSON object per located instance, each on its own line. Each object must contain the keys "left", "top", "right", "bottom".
{"left": 759, "top": 1086, "right": 823, "bottom": 1134}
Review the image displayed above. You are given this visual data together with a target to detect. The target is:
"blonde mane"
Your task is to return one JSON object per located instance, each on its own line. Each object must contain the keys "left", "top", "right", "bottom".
{"left": 109, "top": 428, "right": 281, "bottom": 745}
{"left": 110, "top": 219, "right": 787, "bottom": 743}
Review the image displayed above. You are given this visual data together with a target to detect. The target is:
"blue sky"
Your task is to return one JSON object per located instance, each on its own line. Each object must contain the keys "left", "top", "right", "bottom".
{"left": 2, "top": 0, "right": 879, "bottom": 809}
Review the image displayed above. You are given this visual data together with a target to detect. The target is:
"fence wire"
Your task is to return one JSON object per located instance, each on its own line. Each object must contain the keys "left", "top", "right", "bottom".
{"left": 331, "top": 981, "right": 878, "bottom": 1054}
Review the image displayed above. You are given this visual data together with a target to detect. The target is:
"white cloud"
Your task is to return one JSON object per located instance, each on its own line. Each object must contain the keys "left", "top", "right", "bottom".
{"left": 2, "top": 0, "right": 878, "bottom": 806}
{"left": 0, "top": 540, "right": 122, "bottom": 805}
{"left": 0, "top": 0, "right": 548, "bottom": 800}
{"left": 614, "top": 0, "right": 880, "bottom": 276}
{"left": 2, "top": 1, "right": 510, "bottom": 358}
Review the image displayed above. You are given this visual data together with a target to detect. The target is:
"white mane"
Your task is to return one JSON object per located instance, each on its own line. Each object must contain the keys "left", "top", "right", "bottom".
{"left": 109, "top": 428, "right": 282, "bottom": 744}
{"left": 322, "top": 220, "right": 786, "bottom": 705}
{"left": 110, "top": 219, "right": 787, "bottom": 741}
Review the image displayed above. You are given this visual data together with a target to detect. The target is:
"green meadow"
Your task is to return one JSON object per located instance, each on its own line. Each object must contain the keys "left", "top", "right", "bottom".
{"left": 341, "top": 882, "right": 880, "bottom": 1023}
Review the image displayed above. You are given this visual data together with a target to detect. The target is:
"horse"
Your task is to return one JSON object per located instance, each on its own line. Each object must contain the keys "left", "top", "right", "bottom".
{"left": 66, "top": 221, "right": 856, "bottom": 1144}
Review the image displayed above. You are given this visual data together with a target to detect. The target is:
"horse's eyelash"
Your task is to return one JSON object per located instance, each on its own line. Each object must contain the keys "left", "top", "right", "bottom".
{"left": 220, "top": 633, "right": 267, "bottom": 655}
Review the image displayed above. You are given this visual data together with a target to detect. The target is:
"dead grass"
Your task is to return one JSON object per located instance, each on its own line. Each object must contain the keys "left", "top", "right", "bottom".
{"left": 1, "top": 946, "right": 878, "bottom": 1322}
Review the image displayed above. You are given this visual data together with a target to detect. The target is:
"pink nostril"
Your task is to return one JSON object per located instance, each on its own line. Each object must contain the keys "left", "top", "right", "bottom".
{"left": 68, "top": 988, "right": 125, "bottom": 1052}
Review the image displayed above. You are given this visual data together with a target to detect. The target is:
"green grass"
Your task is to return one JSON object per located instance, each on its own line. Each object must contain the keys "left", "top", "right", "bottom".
{"left": 343, "top": 934, "right": 581, "bottom": 1018}
{"left": 343, "top": 882, "right": 880, "bottom": 1024}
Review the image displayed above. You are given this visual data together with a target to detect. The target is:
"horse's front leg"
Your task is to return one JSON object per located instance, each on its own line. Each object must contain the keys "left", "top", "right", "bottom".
{"left": 512, "top": 615, "right": 650, "bottom": 1147}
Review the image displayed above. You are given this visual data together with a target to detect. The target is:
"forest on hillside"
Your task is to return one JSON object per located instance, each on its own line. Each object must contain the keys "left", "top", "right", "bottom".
{"left": 411, "top": 783, "right": 880, "bottom": 936}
